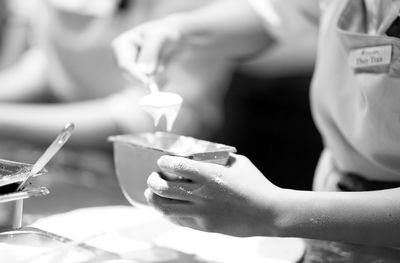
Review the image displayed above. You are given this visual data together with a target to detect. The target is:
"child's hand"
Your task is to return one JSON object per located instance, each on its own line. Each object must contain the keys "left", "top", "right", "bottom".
{"left": 145, "top": 154, "right": 283, "bottom": 237}
{"left": 112, "top": 16, "right": 184, "bottom": 84}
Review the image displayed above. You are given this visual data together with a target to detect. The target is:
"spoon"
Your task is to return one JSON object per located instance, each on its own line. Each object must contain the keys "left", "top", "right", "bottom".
{"left": 139, "top": 79, "right": 183, "bottom": 132}
{"left": 16, "top": 123, "right": 75, "bottom": 191}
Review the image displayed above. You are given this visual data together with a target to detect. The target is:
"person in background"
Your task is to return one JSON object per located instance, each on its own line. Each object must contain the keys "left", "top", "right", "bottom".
{"left": 113, "top": 0, "right": 400, "bottom": 259}
{"left": 0, "top": 0, "right": 231, "bottom": 149}
{"left": 0, "top": 0, "right": 35, "bottom": 69}
{"left": 0, "top": 0, "right": 9, "bottom": 62}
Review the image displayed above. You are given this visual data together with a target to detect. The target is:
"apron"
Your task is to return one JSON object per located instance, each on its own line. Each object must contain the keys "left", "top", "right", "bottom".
{"left": 304, "top": 0, "right": 400, "bottom": 261}
{"left": 312, "top": 0, "right": 400, "bottom": 190}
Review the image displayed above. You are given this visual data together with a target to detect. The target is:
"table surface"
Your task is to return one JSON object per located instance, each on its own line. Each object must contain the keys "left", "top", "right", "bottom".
{"left": 1, "top": 140, "right": 400, "bottom": 262}
{"left": 31, "top": 206, "right": 307, "bottom": 263}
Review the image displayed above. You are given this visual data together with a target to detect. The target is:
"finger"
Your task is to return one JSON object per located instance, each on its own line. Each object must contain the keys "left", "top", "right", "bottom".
{"left": 135, "top": 35, "right": 166, "bottom": 75}
{"left": 112, "top": 33, "right": 149, "bottom": 83}
{"left": 122, "top": 63, "right": 150, "bottom": 84}
{"left": 112, "top": 33, "right": 139, "bottom": 67}
{"left": 157, "top": 155, "right": 226, "bottom": 182}
{"left": 136, "top": 28, "right": 180, "bottom": 75}
{"left": 144, "top": 188, "right": 195, "bottom": 217}
{"left": 147, "top": 172, "right": 199, "bottom": 201}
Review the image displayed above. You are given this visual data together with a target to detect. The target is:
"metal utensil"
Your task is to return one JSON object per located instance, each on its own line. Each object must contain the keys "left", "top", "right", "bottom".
{"left": 16, "top": 123, "right": 75, "bottom": 191}
{"left": 0, "top": 187, "right": 50, "bottom": 203}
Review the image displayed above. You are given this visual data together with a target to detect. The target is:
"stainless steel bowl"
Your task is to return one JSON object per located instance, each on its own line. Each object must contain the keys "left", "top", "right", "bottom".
{"left": 109, "top": 132, "right": 236, "bottom": 206}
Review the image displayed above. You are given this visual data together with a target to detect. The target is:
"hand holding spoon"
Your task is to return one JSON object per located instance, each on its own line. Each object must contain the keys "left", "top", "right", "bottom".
{"left": 16, "top": 123, "right": 75, "bottom": 191}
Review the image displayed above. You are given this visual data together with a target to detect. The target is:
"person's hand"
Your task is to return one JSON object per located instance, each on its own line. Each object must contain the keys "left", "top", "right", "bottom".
{"left": 112, "top": 16, "right": 185, "bottom": 85}
{"left": 145, "top": 154, "right": 284, "bottom": 237}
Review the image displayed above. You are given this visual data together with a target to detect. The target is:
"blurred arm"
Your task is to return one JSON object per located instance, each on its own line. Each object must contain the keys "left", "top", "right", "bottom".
{"left": 0, "top": 88, "right": 153, "bottom": 148}
{"left": 174, "top": 0, "right": 321, "bottom": 59}
{"left": 113, "top": 0, "right": 274, "bottom": 81}
{"left": 239, "top": 0, "right": 320, "bottom": 76}
{"left": 173, "top": 0, "right": 275, "bottom": 60}
{"left": 0, "top": 48, "right": 49, "bottom": 102}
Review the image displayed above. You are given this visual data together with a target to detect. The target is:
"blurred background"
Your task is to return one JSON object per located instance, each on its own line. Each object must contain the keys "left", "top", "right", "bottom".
{"left": 0, "top": 0, "right": 322, "bottom": 221}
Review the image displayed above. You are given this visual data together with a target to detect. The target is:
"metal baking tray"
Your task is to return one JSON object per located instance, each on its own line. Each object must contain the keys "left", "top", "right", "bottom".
{"left": 0, "top": 159, "right": 49, "bottom": 230}
{"left": 0, "top": 158, "right": 46, "bottom": 193}
{"left": 0, "top": 227, "right": 118, "bottom": 263}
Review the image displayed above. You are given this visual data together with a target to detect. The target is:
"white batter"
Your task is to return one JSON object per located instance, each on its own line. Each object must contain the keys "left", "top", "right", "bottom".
{"left": 139, "top": 91, "right": 183, "bottom": 132}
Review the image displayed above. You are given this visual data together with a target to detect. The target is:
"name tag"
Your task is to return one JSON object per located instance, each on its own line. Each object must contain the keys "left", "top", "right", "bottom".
{"left": 349, "top": 45, "right": 392, "bottom": 68}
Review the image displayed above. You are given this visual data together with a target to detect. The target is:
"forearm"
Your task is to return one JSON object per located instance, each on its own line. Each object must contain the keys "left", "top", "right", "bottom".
{"left": 170, "top": 0, "right": 274, "bottom": 61}
{"left": 0, "top": 48, "right": 48, "bottom": 102}
{"left": 273, "top": 188, "right": 400, "bottom": 247}
{"left": 0, "top": 100, "right": 126, "bottom": 148}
